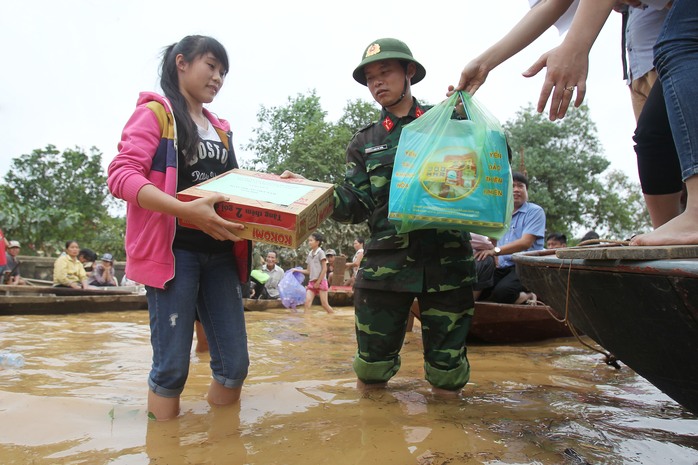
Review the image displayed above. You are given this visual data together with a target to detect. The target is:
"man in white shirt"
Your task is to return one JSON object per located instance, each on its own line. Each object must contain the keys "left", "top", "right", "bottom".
{"left": 259, "top": 250, "right": 284, "bottom": 299}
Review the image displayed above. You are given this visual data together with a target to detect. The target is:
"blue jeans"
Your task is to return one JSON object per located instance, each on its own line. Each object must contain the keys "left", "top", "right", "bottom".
{"left": 654, "top": 0, "right": 698, "bottom": 181}
{"left": 146, "top": 248, "right": 249, "bottom": 397}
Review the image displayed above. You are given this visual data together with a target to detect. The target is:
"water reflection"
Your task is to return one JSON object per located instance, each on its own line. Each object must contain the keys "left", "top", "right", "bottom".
{"left": 1, "top": 308, "right": 697, "bottom": 464}
{"left": 146, "top": 404, "right": 247, "bottom": 464}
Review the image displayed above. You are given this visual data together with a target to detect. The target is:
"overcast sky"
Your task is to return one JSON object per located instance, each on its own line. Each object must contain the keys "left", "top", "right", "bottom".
{"left": 0, "top": 1, "right": 638, "bottom": 184}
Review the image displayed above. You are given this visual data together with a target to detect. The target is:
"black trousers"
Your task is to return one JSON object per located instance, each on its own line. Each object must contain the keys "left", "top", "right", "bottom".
{"left": 634, "top": 79, "right": 683, "bottom": 195}
{"left": 479, "top": 266, "right": 524, "bottom": 304}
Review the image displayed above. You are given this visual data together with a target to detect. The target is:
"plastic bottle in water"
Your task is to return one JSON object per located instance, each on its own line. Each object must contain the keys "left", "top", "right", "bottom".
{"left": 0, "top": 351, "right": 25, "bottom": 368}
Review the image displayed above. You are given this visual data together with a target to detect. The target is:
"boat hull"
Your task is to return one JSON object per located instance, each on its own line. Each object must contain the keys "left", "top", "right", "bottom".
{"left": 406, "top": 299, "right": 572, "bottom": 344}
{"left": 514, "top": 249, "right": 698, "bottom": 415}
{"left": 468, "top": 301, "right": 571, "bottom": 343}
{"left": 243, "top": 298, "right": 285, "bottom": 311}
{"left": 0, "top": 285, "right": 147, "bottom": 315}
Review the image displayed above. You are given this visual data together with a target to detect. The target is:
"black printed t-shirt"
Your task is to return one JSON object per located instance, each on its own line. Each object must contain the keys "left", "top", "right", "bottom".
{"left": 174, "top": 123, "right": 234, "bottom": 253}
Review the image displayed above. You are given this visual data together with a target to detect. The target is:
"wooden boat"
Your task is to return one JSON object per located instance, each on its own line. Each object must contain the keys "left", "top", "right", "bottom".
{"left": 243, "top": 298, "right": 285, "bottom": 311}
{"left": 468, "top": 301, "right": 572, "bottom": 343}
{"left": 328, "top": 285, "right": 353, "bottom": 306}
{"left": 514, "top": 246, "right": 698, "bottom": 415}
{"left": 244, "top": 286, "right": 354, "bottom": 311}
{"left": 407, "top": 299, "right": 572, "bottom": 343}
{"left": 0, "top": 284, "right": 147, "bottom": 315}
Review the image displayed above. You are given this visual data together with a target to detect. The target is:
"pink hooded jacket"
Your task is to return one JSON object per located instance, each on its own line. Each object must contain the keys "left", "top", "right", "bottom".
{"left": 107, "top": 92, "right": 251, "bottom": 289}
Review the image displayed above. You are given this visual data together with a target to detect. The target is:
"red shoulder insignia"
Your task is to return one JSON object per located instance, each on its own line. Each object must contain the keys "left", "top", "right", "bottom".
{"left": 382, "top": 116, "right": 394, "bottom": 132}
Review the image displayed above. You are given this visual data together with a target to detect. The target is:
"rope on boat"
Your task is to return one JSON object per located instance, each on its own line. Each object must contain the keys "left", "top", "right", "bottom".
{"left": 535, "top": 255, "right": 622, "bottom": 370}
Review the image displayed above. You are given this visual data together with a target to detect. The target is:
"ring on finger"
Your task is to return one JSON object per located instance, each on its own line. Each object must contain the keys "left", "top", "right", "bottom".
{"left": 564, "top": 86, "right": 575, "bottom": 92}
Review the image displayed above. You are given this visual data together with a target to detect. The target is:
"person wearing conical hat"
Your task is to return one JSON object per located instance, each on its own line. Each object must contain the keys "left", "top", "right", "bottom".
{"left": 285, "top": 38, "right": 476, "bottom": 396}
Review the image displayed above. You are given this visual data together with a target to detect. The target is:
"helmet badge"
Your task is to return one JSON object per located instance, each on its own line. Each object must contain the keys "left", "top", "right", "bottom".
{"left": 365, "top": 43, "right": 381, "bottom": 58}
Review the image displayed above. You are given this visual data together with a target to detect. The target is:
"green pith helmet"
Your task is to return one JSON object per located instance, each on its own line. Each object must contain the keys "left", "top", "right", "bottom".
{"left": 352, "top": 38, "right": 426, "bottom": 86}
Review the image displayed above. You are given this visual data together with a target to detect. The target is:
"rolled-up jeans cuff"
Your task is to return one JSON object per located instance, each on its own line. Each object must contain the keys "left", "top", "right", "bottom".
{"left": 148, "top": 377, "right": 184, "bottom": 398}
{"left": 212, "top": 373, "right": 246, "bottom": 389}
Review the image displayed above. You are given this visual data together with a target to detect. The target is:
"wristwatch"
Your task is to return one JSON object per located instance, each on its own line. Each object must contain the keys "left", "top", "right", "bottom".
{"left": 493, "top": 247, "right": 501, "bottom": 256}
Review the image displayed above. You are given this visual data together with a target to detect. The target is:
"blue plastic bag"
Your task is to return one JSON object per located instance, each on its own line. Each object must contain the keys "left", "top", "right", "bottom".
{"left": 388, "top": 91, "right": 513, "bottom": 239}
{"left": 278, "top": 268, "right": 306, "bottom": 310}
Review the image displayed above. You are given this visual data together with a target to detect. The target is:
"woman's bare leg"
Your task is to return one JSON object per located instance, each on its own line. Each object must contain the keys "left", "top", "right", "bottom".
{"left": 632, "top": 176, "right": 698, "bottom": 246}
{"left": 643, "top": 191, "right": 684, "bottom": 228}
{"left": 207, "top": 381, "right": 242, "bottom": 406}
{"left": 148, "top": 390, "right": 180, "bottom": 421}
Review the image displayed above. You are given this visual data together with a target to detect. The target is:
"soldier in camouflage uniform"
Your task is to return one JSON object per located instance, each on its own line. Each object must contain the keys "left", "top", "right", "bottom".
{"left": 332, "top": 38, "right": 477, "bottom": 395}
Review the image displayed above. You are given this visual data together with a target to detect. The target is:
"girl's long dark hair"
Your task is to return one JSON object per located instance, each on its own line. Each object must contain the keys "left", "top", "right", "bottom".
{"left": 160, "top": 35, "right": 229, "bottom": 163}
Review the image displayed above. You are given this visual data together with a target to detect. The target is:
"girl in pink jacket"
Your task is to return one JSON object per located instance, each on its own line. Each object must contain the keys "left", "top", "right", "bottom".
{"left": 108, "top": 35, "right": 251, "bottom": 421}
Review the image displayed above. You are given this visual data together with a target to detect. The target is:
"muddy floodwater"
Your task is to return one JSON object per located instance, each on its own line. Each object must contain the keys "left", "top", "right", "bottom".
{"left": 1, "top": 307, "right": 697, "bottom": 464}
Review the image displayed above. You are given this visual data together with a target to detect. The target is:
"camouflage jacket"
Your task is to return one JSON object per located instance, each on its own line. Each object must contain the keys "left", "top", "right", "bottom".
{"left": 331, "top": 98, "right": 476, "bottom": 293}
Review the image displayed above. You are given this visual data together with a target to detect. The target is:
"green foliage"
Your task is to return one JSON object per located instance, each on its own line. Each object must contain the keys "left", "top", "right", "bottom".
{"left": 245, "top": 90, "right": 375, "bottom": 261}
{"left": 504, "top": 105, "right": 650, "bottom": 240}
{"left": 0, "top": 145, "right": 125, "bottom": 258}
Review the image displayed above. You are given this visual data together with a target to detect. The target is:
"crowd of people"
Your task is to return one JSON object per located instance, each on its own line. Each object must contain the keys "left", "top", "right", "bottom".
{"left": 0, "top": 229, "right": 128, "bottom": 289}
{"left": 82, "top": 0, "right": 698, "bottom": 420}
{"left": 53, "top": 241, "right": 123, "bottom": 289}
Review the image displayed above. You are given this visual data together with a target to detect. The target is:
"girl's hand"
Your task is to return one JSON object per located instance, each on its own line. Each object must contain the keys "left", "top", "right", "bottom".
{"left": 136, "top": 185, "right": 244, "bottom": 241}
{"left": 179, "top": 194, "right": 245, "bottom": 241}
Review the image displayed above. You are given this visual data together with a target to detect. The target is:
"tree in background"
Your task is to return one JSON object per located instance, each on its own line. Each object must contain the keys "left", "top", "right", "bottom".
{"left": 245, "top": 90, "right": 375, "bottom": 266}
{"left": 0, "top": 145, "right": 125, "bottom": 258}
{"left": 504, "top": 105, "right": 650, "bottom": 241}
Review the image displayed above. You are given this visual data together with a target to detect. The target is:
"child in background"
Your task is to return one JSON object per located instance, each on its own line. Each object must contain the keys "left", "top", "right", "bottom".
{"left": 78, "top": 248, "right": 97, "bottom": 273}
{"left": 298, "top": 232, "right": 334, "bottom": 314}
{"left": 88, "top": 253, "right": 119, "bottom": 287}
{"left": 107, "top": 35, "right": 251, "bottom": 421}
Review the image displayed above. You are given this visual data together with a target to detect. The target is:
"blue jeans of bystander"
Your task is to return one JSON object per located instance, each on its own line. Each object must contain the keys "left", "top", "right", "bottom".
{"left": 654, "top": 0, "right": 698, "bottom": 181}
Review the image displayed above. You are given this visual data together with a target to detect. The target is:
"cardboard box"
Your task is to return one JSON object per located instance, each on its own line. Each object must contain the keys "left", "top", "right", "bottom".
{"left": 176, "top": 169, "right": 334, "bottom": 248}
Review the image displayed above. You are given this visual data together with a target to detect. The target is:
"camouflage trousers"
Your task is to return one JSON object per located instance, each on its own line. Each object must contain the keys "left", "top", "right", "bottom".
{"left": 353, "top": 286, "right": 474, "bottom": 391}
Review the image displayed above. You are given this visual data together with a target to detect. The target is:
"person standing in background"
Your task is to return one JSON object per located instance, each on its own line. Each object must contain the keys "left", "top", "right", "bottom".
{"left": 297, "top": 232, "right": 334, "bottom": 314}
{"left": 344, "top": 237, "right": 364, "bottom": 287}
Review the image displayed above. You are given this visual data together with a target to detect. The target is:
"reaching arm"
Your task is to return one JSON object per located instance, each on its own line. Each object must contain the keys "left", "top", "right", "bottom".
{"left": 522, "top": 0, "right": 616, "bottom": 120}
{"left": 455, "top": 0, "right": 575, "bottom": 94}
{"left": 474, "top": 234, "right": 538, "bottom": 261}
